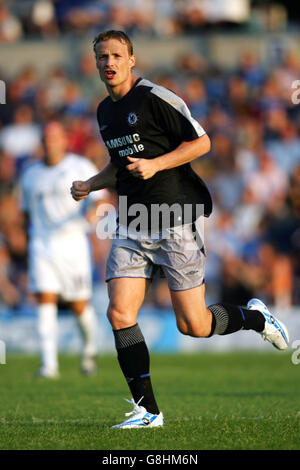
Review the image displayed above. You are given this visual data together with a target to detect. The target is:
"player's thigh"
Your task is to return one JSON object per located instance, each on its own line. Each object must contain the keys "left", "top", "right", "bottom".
{"left": 107, "top": 277, "right": 151, "bottom": 329}
{"left": 170, "top": 283, "right": 212, "bottom": 337}
{"left": 106, "top": 235, "right": 154, "bottom": 284}
{"left": 158, "top": 223, "right": 206, "bottom": 292}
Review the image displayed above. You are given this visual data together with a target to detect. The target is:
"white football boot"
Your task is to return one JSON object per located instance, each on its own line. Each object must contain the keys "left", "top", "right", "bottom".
{"left": 247, "top": 298, "right": 289, "bottom": 350}
{"left": 111, "top": 398, "right": 164, "bottom": 429}
{"left": 81, "top": 354, "right": 97, "bottom": 376}
{"left": 35, "top": 366, "right": 59, "bottom": 379}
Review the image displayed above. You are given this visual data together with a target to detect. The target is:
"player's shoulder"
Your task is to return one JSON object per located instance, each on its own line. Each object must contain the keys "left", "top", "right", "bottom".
{"left": 64, "top": 152, "right": 94, "bottom": 167}
{"left": 63, "top": 152, "right": 98, "bottom": 173}
{"left": 64, "top": 152, "right": 84, "bottom": 163}
{"left": 137, "top": 78, "right": 186, "bottom": 114}
{"left": 97, "top": 78, "right": 156, "bottom": 108}
{"left": 20, "top": 159, "right": 44, "bottom": 182}
{"left": 141, "top": 78, "right": 184, "bottom": 104}
{"left": 97, "top": 94, "right": 111, "bottom": 114}
{"left": 98, "top": 94, "right": 110, "bottom": 108}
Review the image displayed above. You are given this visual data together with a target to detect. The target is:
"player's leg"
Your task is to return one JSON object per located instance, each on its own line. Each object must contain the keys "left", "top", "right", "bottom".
{"left": 170, "top": 282, "right": 266, "bottom": 338}
{"left": 170, "top": 283, "right": 212, "bottom": 337}
{"left": 107, "top": 277, "right": 161, "bottom": 415}
{"left": 70, "top": 299, "right": 98, "bottom": 375}
{"left": 171, "top": 285, "right": 289, "bottom": 348}
{"left": 29, "top": 238, "right": 62, "bottom": 377}
{"left": 105, "top": 233, "right": 166, "bottom": 428}
{"left": 56, "top": 233, "right": 99, "bottom": 373}
{"left": 36, "top": 292, "right": 59, "bottom": 377}
{"left": 161, "top": 224, "right": 286, "bottom": 346}
{"left": 29, "top": 240, "right": 61, "bottom": 376}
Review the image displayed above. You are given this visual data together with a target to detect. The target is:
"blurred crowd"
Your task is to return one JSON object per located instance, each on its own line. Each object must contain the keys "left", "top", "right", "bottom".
{"left": 0, "top": 25, "right": 300, "bottom": 313}
{"left": 0, "top": 0, "right": 297, "bottom": 44}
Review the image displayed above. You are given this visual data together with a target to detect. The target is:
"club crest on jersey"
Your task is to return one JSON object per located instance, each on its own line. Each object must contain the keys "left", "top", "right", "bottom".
{"left": 127, "top": 112, "right": 138, "bottom": 126}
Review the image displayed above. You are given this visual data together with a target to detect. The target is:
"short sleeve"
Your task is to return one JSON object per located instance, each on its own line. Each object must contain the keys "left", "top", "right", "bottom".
{"left": 150, "top": 86, "right": 206, "bottom": 142}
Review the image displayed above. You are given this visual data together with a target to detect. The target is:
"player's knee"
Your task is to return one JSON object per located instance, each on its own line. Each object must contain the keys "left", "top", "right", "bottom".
{"left": 70, "top": 300, "right": 88, "bottom": 315}
{"left": 107, "top": 304, "right": 135, "bottom": 330}
{"left": 106, "top": 305, "right": 120, "bottom": 328}
{"left": 36, "top": 292, "right": 58, "bottom": 304}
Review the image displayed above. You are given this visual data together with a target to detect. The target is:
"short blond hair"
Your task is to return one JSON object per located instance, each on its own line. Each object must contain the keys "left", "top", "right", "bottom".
{"left": 93, "top": 30, "right": 133, "bottom": 56}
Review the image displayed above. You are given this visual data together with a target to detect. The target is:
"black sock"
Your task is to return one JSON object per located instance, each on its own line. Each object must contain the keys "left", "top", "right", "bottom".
{"left": 208, "top": 303, "right": 265, "bottom": 336}
{"left": 113, "top": 324, "right": 159, "bottom": 415}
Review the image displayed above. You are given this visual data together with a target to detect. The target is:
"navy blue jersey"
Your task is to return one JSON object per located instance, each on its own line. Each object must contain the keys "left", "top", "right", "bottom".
{"left": 97, "top": 77, "right": 212, "bottom": 227}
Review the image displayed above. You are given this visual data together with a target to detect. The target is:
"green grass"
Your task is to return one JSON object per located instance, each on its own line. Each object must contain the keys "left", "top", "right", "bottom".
{"left": 0, "top": 352, "right": 299, "bottom": 450}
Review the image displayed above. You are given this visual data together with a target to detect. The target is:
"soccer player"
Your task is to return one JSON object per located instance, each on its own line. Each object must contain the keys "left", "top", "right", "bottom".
{"left": 71, "top": 30, "right": 289, "bottom": 427}
{"left": 20, "top": 121, "right": 107, "bottom": 378}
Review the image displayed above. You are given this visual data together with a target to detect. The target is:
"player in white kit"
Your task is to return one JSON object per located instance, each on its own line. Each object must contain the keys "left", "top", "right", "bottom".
{"left": 20, "top": 121, "right": 107, "bottom": 377}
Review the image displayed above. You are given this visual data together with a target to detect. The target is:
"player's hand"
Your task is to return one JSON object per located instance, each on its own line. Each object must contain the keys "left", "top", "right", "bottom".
{"left": 70, "top": 180, "right": 91, "bottom": 201}
{"left": 126, "top": 157, "right": 158, "bottom": 180}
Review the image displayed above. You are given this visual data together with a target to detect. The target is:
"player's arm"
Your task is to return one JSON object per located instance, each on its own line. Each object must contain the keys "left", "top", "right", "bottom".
{"left": 155, "top": 134, "right": 211, "bottom": 171}
{"left": 71, "top": 161, "right": 117, "bottom": 201}
{"left": 127, "top": 134, "right": 210, "bottom": 180}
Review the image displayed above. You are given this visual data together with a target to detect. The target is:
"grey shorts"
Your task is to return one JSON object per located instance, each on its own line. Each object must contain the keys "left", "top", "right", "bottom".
{"left": 105, "top": 223, "right": 206, "bottom": 291}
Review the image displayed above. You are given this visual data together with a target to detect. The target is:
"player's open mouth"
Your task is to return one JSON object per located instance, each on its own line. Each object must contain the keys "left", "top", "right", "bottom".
{"left": 104, "top": 70, "right": 116, "bottom": 79}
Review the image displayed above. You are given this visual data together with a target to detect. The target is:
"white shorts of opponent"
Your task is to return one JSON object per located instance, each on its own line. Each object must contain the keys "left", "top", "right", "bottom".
{"left": 28, "top": 232, "right": 93, "bottom": 301}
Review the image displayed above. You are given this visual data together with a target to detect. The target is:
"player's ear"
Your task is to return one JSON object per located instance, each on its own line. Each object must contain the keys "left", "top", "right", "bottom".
{"left": 129, "top": 54, "right": 136, "bottom": 69}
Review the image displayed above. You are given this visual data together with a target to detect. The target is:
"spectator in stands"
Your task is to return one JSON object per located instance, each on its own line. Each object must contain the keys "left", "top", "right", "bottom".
{"left": 0, "top": 2, "right": 23, "bottom": 43}
{"left": 245, "top": 149, "right": 288, "bottom": 208}
{"left": 0, "top": 104, "right": 41, "bottom": 165}
{"left": 185, "top": 76, "right": 209, "bottom": 121}
{"left": 78, "top": 52, "right": 105, "bottom": 105}
{"left": 209, "top": 133, "right": 245, "bottom": 211}
{"left": 266, "top": 117, "right": 300, "bottom": 175}
{"left": 0, "top": 238, "right": 21, "bottom": 308}
{"left": 0, "top": 194, "right": 28, "bottom": 309}
{"left": 35, "top": 66, "right": 68, "bottom": 121}
{"left": 7, "top": 66, "right": 39, "bottom": 107}
{"left": 0, "top": 150, "right": 16, "bottom": 196}
{"left": 31, "top": 0, "right": 59, "bottom": 38}
{"left": 0, "top": 30, "right": 299, "bottom": 310}
{"left": 237, "top": 50, "right": 265, "bottom": 91}
{"left": 63, "top": 0, "right": 109, "bottom": 35}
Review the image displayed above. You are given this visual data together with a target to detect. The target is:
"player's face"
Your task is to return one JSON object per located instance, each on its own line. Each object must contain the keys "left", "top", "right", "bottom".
{"left": 43, "top": 123, "right": 68, "bottom": 163}
{"left": 95, "top": 38, "right": 135, "bottom": 92}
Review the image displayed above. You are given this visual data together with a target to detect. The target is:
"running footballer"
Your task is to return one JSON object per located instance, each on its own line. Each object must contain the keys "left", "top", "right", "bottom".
{"left": 71, "top": 30, "right": 289, "bottom": 428}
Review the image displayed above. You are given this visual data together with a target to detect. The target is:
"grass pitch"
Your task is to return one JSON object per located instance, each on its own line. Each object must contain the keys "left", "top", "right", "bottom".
{"left": 0, "top": 352, "right": 299, "bottom": 450}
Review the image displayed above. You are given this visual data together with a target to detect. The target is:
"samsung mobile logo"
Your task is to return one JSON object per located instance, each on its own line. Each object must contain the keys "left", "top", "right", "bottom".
{"left": 105, "top": 133, "right": 140, "bottom": 149}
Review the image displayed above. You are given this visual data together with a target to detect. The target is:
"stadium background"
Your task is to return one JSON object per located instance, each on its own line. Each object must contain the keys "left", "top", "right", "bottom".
{"left": 0, "top": 0, "right": 300, "bottom": 354}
